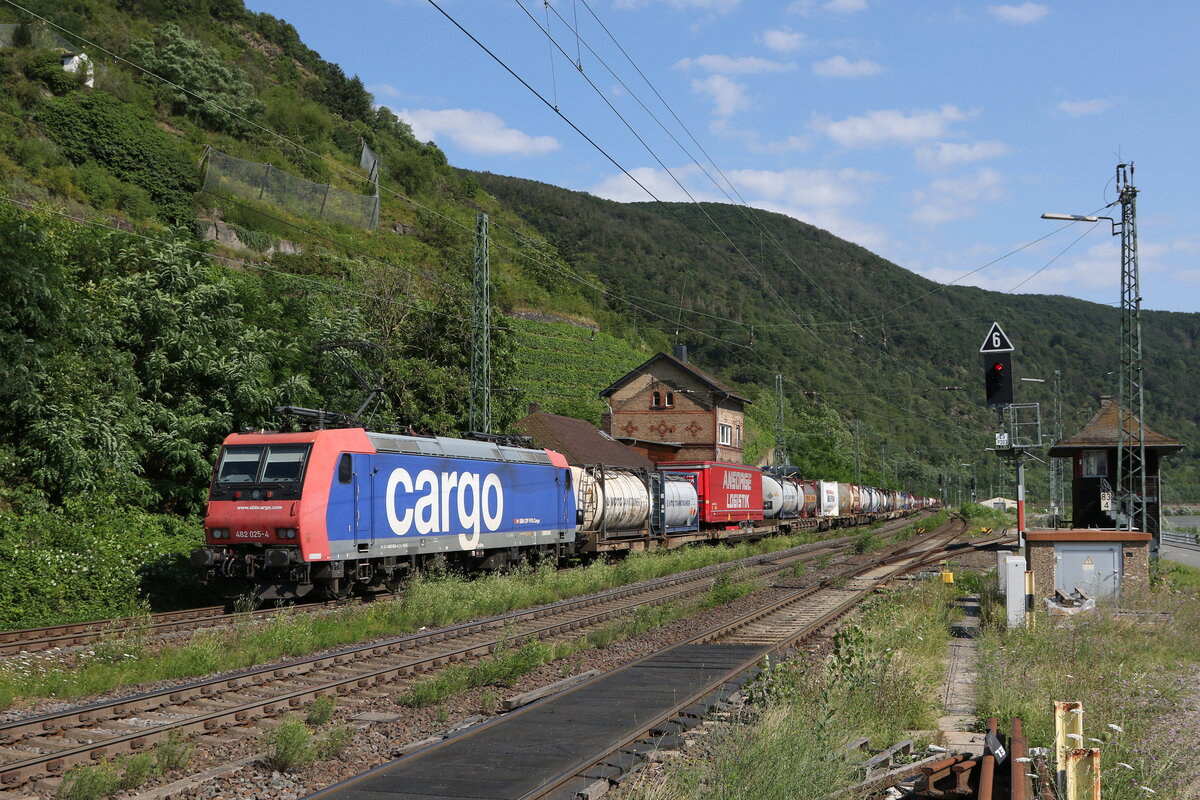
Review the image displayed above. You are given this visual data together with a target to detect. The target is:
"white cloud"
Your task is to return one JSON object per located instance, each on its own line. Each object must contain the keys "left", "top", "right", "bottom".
{"left": 587, "top": 165, "right": 887, "bottom": 250}
{"left": 613, "top": 0, "right": 741, "bottom": 11}
{"left": 709, "top": 119, "right": 809, "bottom": 153}
{"left": 399, "top": 109, "right": 560, "bottom": 156}
{"left": 368, "top": 83, "right": 402, "bottom": 99}
{"left": 825, "top": 0, "right": 867, "bottom": 12}
{"left": 759, "top": 28, "right": 811, "bottom": 54}
{"left": 728, "top": 167, "right": 883, "bottom": 208}
{"left": 674, "top": 54, "right": 796, "bottom": 74}
{"left": 589, "top": 165, "right": 708, "bottom": 203}
{"left": 1057, "top": 99, "right": 1111, "bottom": 117}
{"left": 987, "top": 3, "right": 1048, "bottom": 24}
{"left": 813, "top": 105, "right": 975, "bottom": 148}
{"left": 692, "top": 74, "right": 751, "bottom": 117}
{"left": 812, "top": 56, "right": 883, "bottom": 77}
{"left": 915, "top": 140, "right": 1012, "bottom": 169}
{"left": 910, "top": 168, "right": 1005, "bottom": 224}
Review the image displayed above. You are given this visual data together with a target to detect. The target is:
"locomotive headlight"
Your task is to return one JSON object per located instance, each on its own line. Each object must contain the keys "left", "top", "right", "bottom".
{"left": 276, "top": 528, "right": 297, "bottom": 539}
{"left": 210, "top": 528, "right": 229, "bottom": 539}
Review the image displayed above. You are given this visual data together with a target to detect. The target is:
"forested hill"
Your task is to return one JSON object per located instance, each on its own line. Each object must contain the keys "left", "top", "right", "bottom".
{"left": 472, "top": 171, "right": 1200, "bottom": 495}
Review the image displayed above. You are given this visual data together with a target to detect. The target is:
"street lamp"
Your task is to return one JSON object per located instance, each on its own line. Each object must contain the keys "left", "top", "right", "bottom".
{"left": 961, "top": 463, "right": 976, "bottom": 504}
{"left": 1043, "top": 162, "right": 1146, "bottom": 536}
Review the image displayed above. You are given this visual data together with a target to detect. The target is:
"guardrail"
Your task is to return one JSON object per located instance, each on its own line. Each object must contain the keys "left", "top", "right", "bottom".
{"left": 1162, "top": 529, "right": 1200, "bottom": 546}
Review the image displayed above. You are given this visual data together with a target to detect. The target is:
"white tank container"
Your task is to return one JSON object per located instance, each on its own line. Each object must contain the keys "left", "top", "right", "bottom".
{"left": 779, "top": 478, "right": 799, "bottom": 517}
{"left": 762, "top": 474, "right": 784, "bottom": 519}
{"left": 570, "top": 466, "right": 649, "bottom": 531}
{"left": 819, "top": 480, "right": 840, "bottom": 517}
{"left": 662, "top": 475, "right": 698, "bottom": 529}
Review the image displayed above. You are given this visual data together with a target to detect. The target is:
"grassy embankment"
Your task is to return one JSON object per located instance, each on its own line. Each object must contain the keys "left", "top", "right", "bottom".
{"left": 0, "top": 526, "right": 863, "bottom": 710}
{"left": 974, "top": 563, "right": 1200, "bottom": 800}
{"left": 616, "top": 577, "right": 961, "bottom": 800}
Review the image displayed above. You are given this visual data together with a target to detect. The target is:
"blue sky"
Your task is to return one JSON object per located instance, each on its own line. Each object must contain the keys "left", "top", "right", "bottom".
{"left": 245, "top": 1, "right": 1199, "bottom": 313}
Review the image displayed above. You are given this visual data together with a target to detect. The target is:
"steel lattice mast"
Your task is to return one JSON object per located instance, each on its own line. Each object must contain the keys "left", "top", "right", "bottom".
{"left": 1114, "top": 164, "right": 1147, "bottom": 535}
{"left": 773, "top": 374, "right": 787, "bottom": 466}
{"left": 469, "top": 213, "right": 491, "bottom": 434}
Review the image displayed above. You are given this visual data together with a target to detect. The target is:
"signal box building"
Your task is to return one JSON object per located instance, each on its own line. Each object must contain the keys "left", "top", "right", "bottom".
{"left": 1026, "top": 395, "right": 1183, "bottom": 601}
{"left": 601, "top": 346, "right": 749, "bottom": 464}
{"left": 1047, "top": 394, "right": 1183, "bottom": 538}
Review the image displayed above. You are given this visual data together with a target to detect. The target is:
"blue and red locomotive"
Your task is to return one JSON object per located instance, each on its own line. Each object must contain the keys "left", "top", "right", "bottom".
{"left": 193, "top": 426, "right": 936, "bottom": 601}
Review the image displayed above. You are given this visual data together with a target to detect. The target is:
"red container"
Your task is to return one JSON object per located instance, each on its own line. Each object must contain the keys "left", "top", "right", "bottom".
{"left": 665, "top": 461, "right": 764, "bottom": 525}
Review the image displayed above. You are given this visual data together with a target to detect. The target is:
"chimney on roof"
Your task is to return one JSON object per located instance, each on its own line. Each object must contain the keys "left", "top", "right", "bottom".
{"left": 673, "top": 344, "right": 688, "bottom": 363}
{"left": 527, "top": 402, "right": 542, "bottom": 414}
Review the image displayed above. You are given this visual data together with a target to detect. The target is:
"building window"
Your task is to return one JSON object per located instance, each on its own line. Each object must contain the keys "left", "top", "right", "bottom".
{"left": 736, "top": 424, "right": 742, "bottom": 447}
{"left": 666, "top": 392, "right": 674, "bottom": 407}
{"left": 718, "top": 423, "right": 732, "bottom": 446}
{"left": 652, "top": 391, "right": 661, "bottom": 408}
{"left": 1081, "top": 450, "right": 1107, "bottom": 478}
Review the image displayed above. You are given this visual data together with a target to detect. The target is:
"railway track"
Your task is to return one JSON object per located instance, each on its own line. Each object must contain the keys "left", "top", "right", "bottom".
{"left": 297, "top": 518, "right": 988, "bottom": 800}
{"left": 0, "top": 515, "right": 935, "bottom": 659}
{"left": 0, "top": 522, "right": 933, "bottom": 791}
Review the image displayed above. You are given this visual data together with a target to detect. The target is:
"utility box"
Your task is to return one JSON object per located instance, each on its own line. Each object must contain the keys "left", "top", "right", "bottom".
{"left": 1002, "top": 555, "right": 1027, "bottom": 628}
{"left": 1025, "top": 529, "right": 1151, "bottom": 600}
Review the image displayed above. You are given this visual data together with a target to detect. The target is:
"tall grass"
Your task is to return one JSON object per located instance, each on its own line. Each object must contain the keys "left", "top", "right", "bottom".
{"left": 621, "top": 578, "right": 958, "bottom": 800}
{"left": 975, "top": 580, "right": 1200, "bottom": 800}
{"left": 0, "top": 532, "right": 829, "bottom": 708}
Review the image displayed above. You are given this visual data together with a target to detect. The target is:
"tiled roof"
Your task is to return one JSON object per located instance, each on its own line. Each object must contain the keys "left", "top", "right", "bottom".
{"left": 600, "top": 352, "right": 750, "bottom": 404}
{"left": 514, "top": 411, "right": 655, "bottom": 470}
{"left": 1048, "top": 395, "right": 1183, "bottom": 455}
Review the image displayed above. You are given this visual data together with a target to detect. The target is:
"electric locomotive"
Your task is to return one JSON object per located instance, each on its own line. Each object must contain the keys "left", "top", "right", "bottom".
{"left": 192, "top": 427, "right": 576, "bottom": 600}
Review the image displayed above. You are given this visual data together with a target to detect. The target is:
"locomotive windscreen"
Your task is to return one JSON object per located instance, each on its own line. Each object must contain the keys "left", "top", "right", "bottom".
{"left": 213, "top": 444, "right": 311, "bottom": 489}
{"left": 216, "top": 446, "right": 263, "bottom": 483}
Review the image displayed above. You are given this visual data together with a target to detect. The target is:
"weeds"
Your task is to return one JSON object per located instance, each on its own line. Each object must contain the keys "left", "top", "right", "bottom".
{"left": 0, "top": 530, "right": 836, "bottom": 710}
{"left": 701, "top": 571, "right": 760, "bottom": 608}
{"left": 305, "top": 695, "right": 335, "bottom": 726}
{"left": 623, "top": 577, "right": 954, "bottom": 800}
{"left": 153, "top": 730, "right": 194, "bottom": 774}
{"left": 57, "top": 762, "right": 121, "bottom": 800}
{"left": 263, "top": 716, "right": 315, "bottom": 772}
{"left": 119, "top": 752, "right": 155, "bottom": 790}
{"left": 316, "top": 725, "right": 352, "bottom": 760}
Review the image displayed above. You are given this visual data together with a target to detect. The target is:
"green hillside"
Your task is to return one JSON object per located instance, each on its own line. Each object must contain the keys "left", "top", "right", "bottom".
{"left": 0, "top": 0, "right": 1194, "bottom": 626}
{"left": 472, "top": 172, "right": 1200, "bottom": 500}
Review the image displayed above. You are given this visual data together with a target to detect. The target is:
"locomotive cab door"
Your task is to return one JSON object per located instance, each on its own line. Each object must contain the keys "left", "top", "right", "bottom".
{"left": 352, "top": 454, "right": 374, "bottom": 550}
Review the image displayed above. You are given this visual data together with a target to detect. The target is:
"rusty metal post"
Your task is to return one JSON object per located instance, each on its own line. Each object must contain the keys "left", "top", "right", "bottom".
{"left": 1010, "top": 717, "right": 1029, "bottom": 800}
{"left": 1065, "top": 748, "right": 1101, "bottom": 800}
{"left": 1054, "top": 701, "right": 1084, "bottom": 795}
{"left": 978, "top": 717, "right": 997, "bottom": 799}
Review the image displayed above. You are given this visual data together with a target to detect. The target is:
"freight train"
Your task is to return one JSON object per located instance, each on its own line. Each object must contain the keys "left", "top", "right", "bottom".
{"left": 191, "top": 427, "right": 936, "bottom": 601}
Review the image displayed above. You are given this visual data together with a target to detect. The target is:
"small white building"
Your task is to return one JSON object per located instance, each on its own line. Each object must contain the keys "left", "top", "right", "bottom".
{"left": 982, "top": 497, "right": 1017, "bottom": 512}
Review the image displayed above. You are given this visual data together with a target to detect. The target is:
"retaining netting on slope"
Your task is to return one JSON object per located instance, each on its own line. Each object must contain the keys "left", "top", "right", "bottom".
{"left": 201, "top": 147, "right": 379, "bottom": 230}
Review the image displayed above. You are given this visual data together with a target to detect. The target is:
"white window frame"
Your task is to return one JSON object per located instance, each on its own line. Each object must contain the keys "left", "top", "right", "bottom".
{"left": 718, "top": 423, "right": 732, "bottom": 446}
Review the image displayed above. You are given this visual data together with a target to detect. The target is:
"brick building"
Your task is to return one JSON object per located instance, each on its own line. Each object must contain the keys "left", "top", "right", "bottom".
{"left": 600, "top": 346, "right": 749, "bottom": 463}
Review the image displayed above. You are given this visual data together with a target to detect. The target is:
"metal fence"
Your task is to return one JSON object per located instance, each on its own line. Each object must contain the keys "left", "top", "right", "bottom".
{"left": 0, "top": 23, "right": 76, "bottom": 50}
{"left": 201, "top": 147, "right": 379, "bottom": 230}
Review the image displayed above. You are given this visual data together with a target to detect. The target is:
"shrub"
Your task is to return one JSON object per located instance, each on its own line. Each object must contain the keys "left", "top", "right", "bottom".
{"left": 154, "top": 730, "right": 194, "bottom": 774}
{"left": 316, "top": 725, "right": 352, "bottom": 760}
{"left": 129, "top": 24, "right": 262, "bottom": 133}
{"left": 119, "top": 752, "right": 155, "bottom": 790}
{"left": 263, "top": 716, "right": 315, "bottom": 772}
{"left": 56, "top": 762, "right": 121, "bottom": 800}
{"left": 305, "top": 695, "right": 335, "bottom": 726}
{"left": 37, "top": 90, "right": 197, "bottom": 221}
